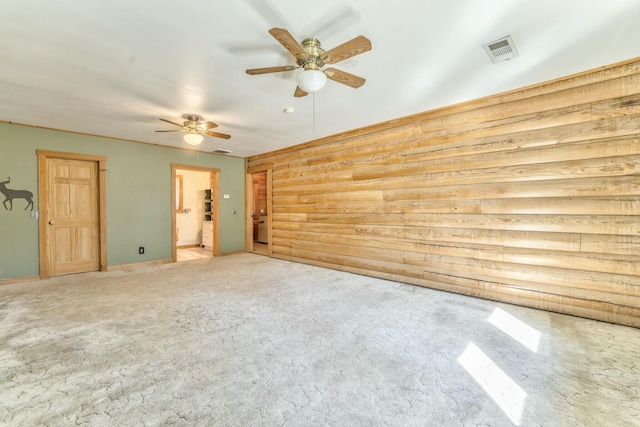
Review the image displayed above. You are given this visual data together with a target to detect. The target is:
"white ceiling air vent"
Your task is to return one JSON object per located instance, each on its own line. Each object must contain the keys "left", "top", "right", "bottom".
{"left": 213, "top": 148, "right": 232, "bottom": 154}
{"left": 483, "top": 35, "right": 519, "bottom": 63}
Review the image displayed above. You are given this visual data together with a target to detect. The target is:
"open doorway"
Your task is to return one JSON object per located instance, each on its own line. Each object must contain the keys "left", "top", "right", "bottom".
{"left": 171, "top": 164, "right": 220, "bottom": 262}
{"left": 246, "top": 166, "right": 272, "bottom": 256}
{"left": 252, "top": 171, "right": 268, "bottom": 255}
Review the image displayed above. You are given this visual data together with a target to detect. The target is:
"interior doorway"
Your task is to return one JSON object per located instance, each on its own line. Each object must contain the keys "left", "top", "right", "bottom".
{"left": 171, "top": 164, "right": 220, "bottom": 262}
{"left": 246, "top": 166, "right": 272, "bottom": 256}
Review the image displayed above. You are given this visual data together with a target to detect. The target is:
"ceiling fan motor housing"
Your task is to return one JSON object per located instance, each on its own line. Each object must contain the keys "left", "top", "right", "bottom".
{"left": 184, "top": 114, "right": 202, "bottom": 130}
{"left": 299, "top": 38, "right": 326, "bottom": 69}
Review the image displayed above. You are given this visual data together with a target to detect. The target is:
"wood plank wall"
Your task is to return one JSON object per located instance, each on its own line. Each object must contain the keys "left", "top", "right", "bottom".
{"left": 248, "top": 58, "right": 640, "bottom": 328}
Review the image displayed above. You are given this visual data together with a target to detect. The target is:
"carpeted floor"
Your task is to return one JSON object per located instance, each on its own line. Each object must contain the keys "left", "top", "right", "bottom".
{"left": 1, "top": 253, "right": 639, "bottom": 426}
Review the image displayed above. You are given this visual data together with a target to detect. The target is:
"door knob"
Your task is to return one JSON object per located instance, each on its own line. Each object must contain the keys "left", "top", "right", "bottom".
{"left": 48, "top": 220, "right": 55, "bottom": 225}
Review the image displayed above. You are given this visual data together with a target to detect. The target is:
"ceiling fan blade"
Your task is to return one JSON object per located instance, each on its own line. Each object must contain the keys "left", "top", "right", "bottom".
{"left": 320, "top": 35, "right": 371, "bottom": 65}
{"left": 204, "top": 131, "right": 231, "bottom": 140}
{"left": 155, "top": 130, "right": 181, "bottom": 133}
{"left": 294, "top": 86, "right": 308, "bottom": 97}
{"left": 202, "top": 121, "right": 218, "bottom": 130}
{"left": 246, "top": 65, "right": 298, "bottom": 75}
{"left": 268, "top": 28, "right": 308, "bottom": 62}
{"left": 159, "top": 118, "right": 183, "bottom": 127}
{"left": 324, "top": 67, "right": 366, "bottom": 88}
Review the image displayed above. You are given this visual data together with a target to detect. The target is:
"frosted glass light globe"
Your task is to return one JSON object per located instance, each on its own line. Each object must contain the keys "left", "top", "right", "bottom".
{"left": 296, "top": 70, "right": 327, "bottom": 93}
{"left": 184, "top": 133, "right": 204, "bottom": 145}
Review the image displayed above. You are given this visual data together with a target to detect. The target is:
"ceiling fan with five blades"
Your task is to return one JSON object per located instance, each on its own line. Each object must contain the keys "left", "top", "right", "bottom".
{"left": 246, "top": 28, "right": 372, "bottom": 97}
{"left": 155, "top": 114, "right": 231, "bottom": 145}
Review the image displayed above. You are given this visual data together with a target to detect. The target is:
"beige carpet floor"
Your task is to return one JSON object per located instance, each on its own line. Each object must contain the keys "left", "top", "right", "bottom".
{"left": 1, "top": 253, "right": 639, "bottom": 426}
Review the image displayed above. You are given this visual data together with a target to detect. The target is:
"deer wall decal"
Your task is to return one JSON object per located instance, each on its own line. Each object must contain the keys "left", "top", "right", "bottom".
{"left": 0, "top": 177, "right": 34, "bottom": 211}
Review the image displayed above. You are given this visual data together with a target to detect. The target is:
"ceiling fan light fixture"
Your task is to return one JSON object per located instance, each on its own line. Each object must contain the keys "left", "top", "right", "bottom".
{"left": 296, "top": 69, "right": 327, "bottom": 93}
{"left": 184, "top": 132, "right": 204, "bottom": 145}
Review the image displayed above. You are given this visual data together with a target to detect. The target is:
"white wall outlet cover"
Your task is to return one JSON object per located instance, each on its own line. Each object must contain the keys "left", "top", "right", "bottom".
{"left": 223, "top": 194, "right": 230, "bottom": 199}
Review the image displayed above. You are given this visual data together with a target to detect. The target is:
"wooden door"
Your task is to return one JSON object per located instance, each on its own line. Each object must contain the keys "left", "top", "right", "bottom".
{"left": 45, "top": 157, "right": 100, "bottom": 276}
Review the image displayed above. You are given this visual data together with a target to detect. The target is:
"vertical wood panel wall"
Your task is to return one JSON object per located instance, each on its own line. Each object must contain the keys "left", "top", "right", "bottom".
{"left": 248, "top": 58, "right": 640, "bottom": 328}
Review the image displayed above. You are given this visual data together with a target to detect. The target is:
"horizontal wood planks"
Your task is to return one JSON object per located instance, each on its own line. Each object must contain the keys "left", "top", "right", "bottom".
{"left": 248, "top": 57, "right": 640, "bottom": 328}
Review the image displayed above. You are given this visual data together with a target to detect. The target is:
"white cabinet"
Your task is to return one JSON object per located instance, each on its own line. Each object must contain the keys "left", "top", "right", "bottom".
{"left": 257, "top": 215, "right": 268, "bottom": 243}
{"left": 202, "top": 221, "right": 213, "bottom": 249}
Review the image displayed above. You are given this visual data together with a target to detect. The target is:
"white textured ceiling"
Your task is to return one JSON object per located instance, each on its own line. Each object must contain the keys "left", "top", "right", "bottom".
{"left": 1, "top": 0, "right": 639, "bottom": 158}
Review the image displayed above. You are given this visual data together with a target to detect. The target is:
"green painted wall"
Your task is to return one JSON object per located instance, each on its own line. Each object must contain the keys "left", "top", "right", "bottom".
{"left": 0, "top": 123, "right": 246, "bottom": 280}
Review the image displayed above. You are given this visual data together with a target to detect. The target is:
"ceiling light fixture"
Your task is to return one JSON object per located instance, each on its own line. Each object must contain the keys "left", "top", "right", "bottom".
{"left": 183, "top": 132, "right": 203, "bottom": 145}
{"left": 296, "top": 69, "right": 327, "bottom": 93}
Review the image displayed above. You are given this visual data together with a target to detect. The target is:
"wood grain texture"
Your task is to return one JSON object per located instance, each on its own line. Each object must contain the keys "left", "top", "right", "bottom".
{"left": 37, "top": 151, "right": 107, "bottom": 279}
{"left": 248, "top": 57, "right": 640, "bottom": 328}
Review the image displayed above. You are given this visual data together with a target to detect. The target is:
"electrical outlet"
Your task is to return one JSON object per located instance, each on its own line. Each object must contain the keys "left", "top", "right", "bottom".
{"left": 139, "top": 246, "right": 144, "bottom": 254}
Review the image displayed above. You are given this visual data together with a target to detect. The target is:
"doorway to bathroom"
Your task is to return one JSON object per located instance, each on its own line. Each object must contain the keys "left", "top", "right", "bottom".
{"left": 171, "top": 163, "right": 220, "bottom": 262}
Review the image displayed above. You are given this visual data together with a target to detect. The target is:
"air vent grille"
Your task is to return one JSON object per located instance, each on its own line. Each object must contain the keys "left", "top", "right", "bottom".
{"left": 483, "top": 35, "right": 519, "bottom": 63}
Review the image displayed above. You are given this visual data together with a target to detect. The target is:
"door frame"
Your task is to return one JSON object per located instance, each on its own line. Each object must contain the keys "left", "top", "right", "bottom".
{"left": 171, "top": 163, "right": 220, "bottom": 262}
{"left": 37, "top": 150, "right": 107, "bottom": 279}
{"left": 246, "top": 163, "right": 273, "bottom": 256}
